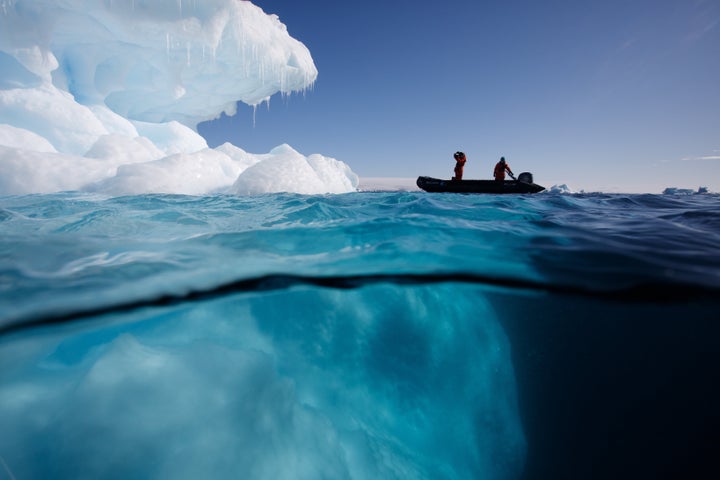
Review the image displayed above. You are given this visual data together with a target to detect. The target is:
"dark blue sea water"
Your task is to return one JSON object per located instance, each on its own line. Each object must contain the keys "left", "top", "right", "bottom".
{"left": 1, "top": 191, "right": 719, "bottom": 480}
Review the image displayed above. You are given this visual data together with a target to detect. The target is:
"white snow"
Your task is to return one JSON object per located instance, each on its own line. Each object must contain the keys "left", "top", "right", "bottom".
{"left": 230, "top": 144, "right": 359, "bottom": 195}
{"left": 0, "top": 0, "right": 358, "bottom": 195}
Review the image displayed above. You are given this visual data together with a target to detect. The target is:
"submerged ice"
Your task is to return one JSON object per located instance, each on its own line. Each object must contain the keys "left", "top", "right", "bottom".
{"left": 0, "top": 0, "right": 358, "bottom": 195}
{"left": 0, "top": 284, "right": 526, "bottom": 480}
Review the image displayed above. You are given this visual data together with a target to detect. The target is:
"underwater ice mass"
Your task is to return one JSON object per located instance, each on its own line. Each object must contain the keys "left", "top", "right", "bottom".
{"left": 0, "top": 0, "right": 358, "bottom": 195}
{"left": 0, "top": 277, "right": 526, "bottom": 479}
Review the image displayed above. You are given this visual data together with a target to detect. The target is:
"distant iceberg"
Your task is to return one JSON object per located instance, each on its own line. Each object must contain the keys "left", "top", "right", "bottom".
{"left": 544, "top": 184, "right": 575, "bottom": 194}
{"left": 662, "top": 186, "right": 711, "bottom": 195}
{"left": 0, "top": 0, "right": 358, "bottom": 195}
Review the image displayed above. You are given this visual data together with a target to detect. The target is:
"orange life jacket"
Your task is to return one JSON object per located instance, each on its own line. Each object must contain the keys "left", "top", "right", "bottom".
{"left": 494, "top": 161, "right": 511, "bottom": 180}
{"left": 453, "top": 157, "right": 466, "bottom": 180}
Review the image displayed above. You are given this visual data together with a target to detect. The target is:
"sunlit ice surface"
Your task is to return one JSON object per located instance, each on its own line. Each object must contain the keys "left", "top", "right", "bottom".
{"left": 0, "top": 1, "right": 357, "bottom": 196}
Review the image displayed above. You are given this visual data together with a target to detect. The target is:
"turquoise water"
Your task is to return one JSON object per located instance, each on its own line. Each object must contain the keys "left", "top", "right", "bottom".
{"left": 1, "top": 192, "right": 719, "bottom": 479}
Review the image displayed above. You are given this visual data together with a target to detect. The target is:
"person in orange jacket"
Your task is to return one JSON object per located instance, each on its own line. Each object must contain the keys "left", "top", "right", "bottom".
{"left": 452, "top": 151, "right": 466, "bottom": 181}
{"left": 493, "top": 156, "right": 515, "bottom": 181}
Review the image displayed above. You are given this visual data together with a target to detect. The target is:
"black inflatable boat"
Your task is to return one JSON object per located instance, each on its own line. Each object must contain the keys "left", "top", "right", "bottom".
{"left": 416, "top": 172, "right": 545, "bottom": 194}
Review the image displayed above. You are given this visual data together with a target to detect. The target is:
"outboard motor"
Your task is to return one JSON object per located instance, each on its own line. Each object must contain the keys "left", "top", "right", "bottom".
{"left": 518, "top": 172, "right": 534, "bottom": 184}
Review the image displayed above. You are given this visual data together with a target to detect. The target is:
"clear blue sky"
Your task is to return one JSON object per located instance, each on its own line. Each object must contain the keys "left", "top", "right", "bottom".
{"left": 198, "top": 0, "right": 720, "bottom": 193}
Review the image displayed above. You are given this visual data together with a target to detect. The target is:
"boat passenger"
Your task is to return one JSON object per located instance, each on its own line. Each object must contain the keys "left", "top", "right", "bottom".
{"left": 452, "top": 151, "right": 466, "bottom": 181}
{"left": 493, "top": 157, "right": 515, "bottom": 181}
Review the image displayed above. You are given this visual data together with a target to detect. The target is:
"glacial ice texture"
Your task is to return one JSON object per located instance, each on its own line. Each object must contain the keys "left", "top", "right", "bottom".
{"left": 0, "top": 0, "right": 358, "bottom": 195}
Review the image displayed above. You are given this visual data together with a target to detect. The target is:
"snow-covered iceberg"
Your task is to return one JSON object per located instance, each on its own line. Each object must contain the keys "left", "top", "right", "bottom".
{"left": 0, "top": 0, "right": 358, "bottom": 195}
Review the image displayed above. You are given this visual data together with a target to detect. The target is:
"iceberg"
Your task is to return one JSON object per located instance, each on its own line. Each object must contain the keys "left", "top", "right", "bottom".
{"left": 544, "top": 183, "right": 575, "bottom": 194}
{"left": 662, "top": 186, "right": 711, "bottom": 195}
{"left": 230, "top": 144, "right": 359, "bottom": 195}
{"left": 0, "top": 0, "right": 358, "bottom": 195}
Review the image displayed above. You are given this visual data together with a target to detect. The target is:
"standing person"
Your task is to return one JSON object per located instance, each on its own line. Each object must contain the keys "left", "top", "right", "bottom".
{"left": 493, "top": 156, "right": 515, "bottom": 181}
{"left": 452, "top": 151, "right": 466, "bottom": 181}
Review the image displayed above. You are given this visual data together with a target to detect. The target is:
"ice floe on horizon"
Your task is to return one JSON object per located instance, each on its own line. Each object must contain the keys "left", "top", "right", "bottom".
{"left": 543, "top": 184, "right": 575, "bottom": 194}
{"left": 662, "top": 186, "right": 712, "bottom": 195}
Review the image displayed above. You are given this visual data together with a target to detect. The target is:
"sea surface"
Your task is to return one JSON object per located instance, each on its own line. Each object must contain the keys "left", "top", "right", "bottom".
{"left": 1, "top": 191, "right": 718, "bottom": 480}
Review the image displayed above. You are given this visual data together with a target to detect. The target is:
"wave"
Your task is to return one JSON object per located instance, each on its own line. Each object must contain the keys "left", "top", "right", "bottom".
{"left": 2, "top": 192, "right": 720, "bottom": 330}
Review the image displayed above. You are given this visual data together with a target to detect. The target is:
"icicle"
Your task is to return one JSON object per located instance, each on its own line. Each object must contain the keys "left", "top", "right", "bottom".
{"left": 1, "top": 0, "right": 17, "bottom": 15}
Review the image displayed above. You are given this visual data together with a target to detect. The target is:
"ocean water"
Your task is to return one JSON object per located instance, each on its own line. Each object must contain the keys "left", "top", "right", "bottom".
{"left": 1, "top": 191, "right": 718, "bottom": 480}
